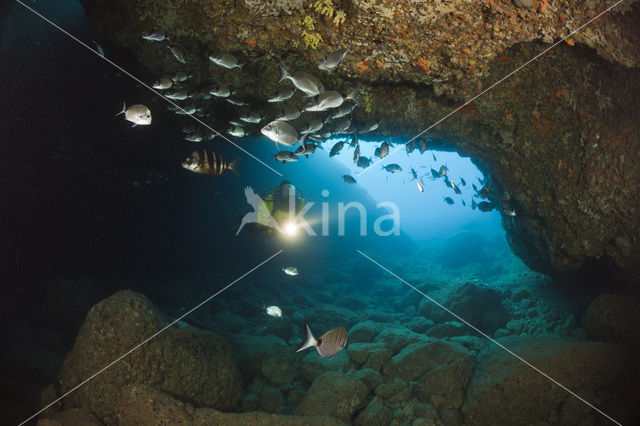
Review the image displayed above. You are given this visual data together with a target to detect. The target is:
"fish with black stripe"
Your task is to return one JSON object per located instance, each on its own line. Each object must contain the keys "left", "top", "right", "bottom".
{"left": 181, "top": 150, "right": 239, "bottom": 177}
{"left": 296, "top": 323, "right": 348, "bottom": 358}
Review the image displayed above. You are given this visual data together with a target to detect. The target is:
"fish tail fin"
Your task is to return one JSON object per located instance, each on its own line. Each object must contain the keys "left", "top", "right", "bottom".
{"left": 278, "top": 65, "right": 289, "bottom": 83}
{"left": 116, "top": 101, "right": 126, "bottom": 116}
{"left": 346, "top": 89, "right": 359, "bottom": 105}
{"left": 238, "top": 63, "right": 246, "bottom": 71}
{"left": 228, "top": 158, "right": 241, "bottom": 177}
{"left": 296, "top": 323, "right": 317, "bottom": 352}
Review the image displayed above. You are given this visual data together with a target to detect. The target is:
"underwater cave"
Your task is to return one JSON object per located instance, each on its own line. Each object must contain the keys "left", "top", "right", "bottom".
{"left": 1, "top": 0, "right": 640, "bottom": 425}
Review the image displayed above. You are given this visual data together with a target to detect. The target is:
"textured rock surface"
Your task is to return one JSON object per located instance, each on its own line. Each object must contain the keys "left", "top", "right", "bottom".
{"left": 58, "top": 290, "right": 242, "bottom": 424}
{"left": 77, "top": 0, "right": 640, "bottom": 285}
{"left": 462, "top": 336, "right": 639, "bottom": 425}
{"left": 296, "top": 371, "right": 369, "bottom": 422}
{"left": 382, "top": 339, "right": 470, "bottom": 382}
{"left": 584, "top": 293, "right": 640, "bottom": 349}
{"left": 116, "top": 384, "right": 346, "bottom": 425}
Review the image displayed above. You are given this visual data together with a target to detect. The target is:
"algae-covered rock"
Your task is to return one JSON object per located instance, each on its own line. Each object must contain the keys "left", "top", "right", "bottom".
{"left": 382, "top": 339, "right": 470, "bottom": 382}
{"left": 296, "top": 372, "right": 369, "bottom": 422}
{"left": 461, "top": 336, "right": 639, "bottom": 425}
{"left": 373, "top": 326, "right": 424, "bottom": 353}
{"left": 414, "top": 355, "right": 474, "bottom": 409}
{"left": 299, "top": 350, "right": 351, "bottom": 383}
{"left": 347, "top": 342, "right": 387, "bottom": 364}
{"left": 348, "top": 368, "right": 383, "bottom": 391}
{"left": 348, "top": 320, "right": 383, "bottom": 343}
{"left": 58, "top": 290, "right": 242, "bottom": 424}
{"left": 584, "top": 293, "right": 640, "bottom": 350}
{"left": 116, "top": 384, "right": 345, "bottom": 425}
{"left": 354, "top": 402, "right": 392, "bottom": 426}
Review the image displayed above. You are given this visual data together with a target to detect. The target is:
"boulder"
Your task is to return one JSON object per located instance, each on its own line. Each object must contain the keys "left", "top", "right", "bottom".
{"left": 354, "top": 402, "right": 392, "bottom": 426}
{"left": 414, "top": 355, "right": 474, "bottom": 409}
{"left": 363, "top": 346, "right": 394, "bottom": 372}
{"left": 348, "top": 321, "right": 382, "bottom": 343}
{"left": 261, "top": 352, "right": 297, "bottom": 386}
{"left": 444, "top": 282, "right": 507, "bottom": 334}
{"left": 39, "top": 407, "right": 103, "bottom": 425}
{"left": 239, "top": 394, "right": 259, "bottom": 412}
{"left": 462, "top": 336, "right": 639, "bottom": 425}
{"left": 382, "top": 339, "right": 470, "bottom": 382}
{"left": 260, "top": 385, "right": 284, "bottom": 413}
{"left": 58, "top": 291, "right": 241, "bottom": 424}
{"left": 347, "top": 342, "right": 387, "bottom": 364}
{"left": 349, "top": 368, "right": 384, "bottom": 391}
{"left": 296, "top": 372, "right": 369, "bottom": 422}
{"left": 116, "top": 384, "right": 345, "bottom": 425}
{"left": 299, "top": 350, "right": 351, "bottom": 383}
{"left": 229, "top": 333, "right": 289, "bottom": 382}
{"left": 373, "top": 327, "right": 424, "bottom": 353}
{"left": 426, "top": 321, "right": 467, "bottom": 338}
{"left": 584, "top": 294, "right": 640, "bottom": 350}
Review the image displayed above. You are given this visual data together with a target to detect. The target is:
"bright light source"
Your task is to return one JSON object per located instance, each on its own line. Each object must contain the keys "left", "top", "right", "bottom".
{"left": 283, "top": 221, "right": 298, "bottom": 237}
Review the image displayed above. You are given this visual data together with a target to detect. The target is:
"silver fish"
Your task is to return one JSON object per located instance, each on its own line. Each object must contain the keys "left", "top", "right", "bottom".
{"left": 329, "top": 102, "right": 355, "bottom": 120}
{"left": 261, "top": 120, "right": 299, "bottom": 147}
{"left": 226, "top": 98, "right": 248, "bottom": 106}
{"left": 382, "top": 164, "right": 402, "bottom": 173}
{"left": 296, "top": 323, "right": 348, "bottom": 358}
{"left": 267, "top": 86, "right": 295, "bottom": 103}
{"left": 175, "top": 102, "right": 196, "bottom": 115}
{"left": 359, "top": 122, "right": 379, "bottom": 133}
{"left": 299, "top": 118, "right": 323, "bottom": 134}
{"left": 266, "top": 306, "right": 283, "bottom": 318}
{"left": 165, "top": 90, "right": 188, "bottom": 100}
{"left": 185, "top": 132, "right": 203, "bottom": 142}
{"left": 227, "top": 126, "right": 247, "bottom": 138}
{"left": 172, "top": 72, "right": 191, "bottom": 82}
{"left": 379, "top": 141, "right": 389, "bottom": 158}
{"left": 274, "top": 105, "right": 301, "bottom": 121}
{"left": 115, "top": 102, "right": 151, "bottom": 127}
{"left": 93, "top": 40, "right": 105, "bottom": 57}
{"left": 208, "top": 84, "right": 231, "bottom": 98}
{"left": 329, "top": 141, "right": 345, "bottom": 157}
{"left": 278, "top": 65, "right": 324, "bottom": 97}
{"left": 418, "top": 137, "right": 427, "bottom": 154}
{"left": 168, "top": 45, "right": 186, "bottom": 64}
{"left": 239, "top": 112, "right": 263, "bottom": 124}
{"left": 294, "top": 143, "right": 318, "bottom": 157}
{"left": 332, "top": 116, "right": 351, "bottom": 134}
{"left": 318, "top": 42, "right": 352, "bottom": 73}
{"left": 305, "top": 91, "right": 345, "bottom": 112}
{"left": 152, "top": 77, "right": 173, "bottom": 90}
{"left": 209, "top": 53, "right": 244, "bottom": 70}
{"left": 356, "top": 156, "right": 371, "bottom": 168}
{"left": 283, "top": 266, "right": 299, "bottom": 276}
{"left": 353, "top": 143, "right": 360, "bottom": 164}
{"left": 273, "top": 150, "right": 298, "bottom": 163}
{"left": 343, "top": 175, "right": 357, "bottom": 184}
{"left": 142, "top": 30, "right": 166, "bottom": 41}
{"left": 406, "top": 140, "right": 416, "bottom": 154}
{"left": 417, "top": 179, "right": 424, "bottom": 192}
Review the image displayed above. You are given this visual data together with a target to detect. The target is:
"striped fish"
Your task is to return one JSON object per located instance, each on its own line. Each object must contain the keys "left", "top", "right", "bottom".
{"left": 181, "top": 150, "right": 239, "bottom": 177}
{"left": 296, "top": 323, "right": 348, "bottom": 358}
